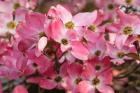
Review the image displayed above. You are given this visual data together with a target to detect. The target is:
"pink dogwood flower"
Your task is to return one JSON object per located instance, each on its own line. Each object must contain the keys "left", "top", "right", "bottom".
{"left": 62, "top": 63, "right": 83, "bottom": 93}
{"left": 107, "top": 8, "right": 140, "bottom": 48}
{"left": 27, "top": 62, "right": 68, "bottom": 90}
{"left": 17, "top": 12, "right": 48, "bottom": 53}
{"left": 49, "top": 19, "right": 89, "bottom": 60}
{"left": 47, "top": 4, "right": 97, "bottom": 36}
{"left": 0, "top": 0, "right": 37, "bottom": 13}
{"left": 78, "top": 57, "right": 114, "bottom": 93}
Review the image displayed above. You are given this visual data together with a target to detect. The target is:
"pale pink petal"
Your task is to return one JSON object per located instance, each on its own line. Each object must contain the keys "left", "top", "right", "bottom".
{"left": 78, "top": 81, "right": 95, "bottom": 93}
{"left": 73, "top": 11, "right": 97, "bottom": 26}
{"left": 98, "top": 85, "right": 114, "bottom": 93}
{"left": 0, "top": 1, "right": 13, "bottom": 13}
{"left": 61, "top": 43, "right": 71, "bottom": 52}
{"left": 133, "top": 24, "right": 140, "bottom": 35}
{"left": 108, "top": 33, "right": 117, "bottom": 44}
{"left": 115, "top": 34, "right": 128, "bottom": 49}
{"left": 56, "top": 4, "right": 72, "bottom": 23}
{"left": 38, "top": 37, "right": 48, "bottom": 52}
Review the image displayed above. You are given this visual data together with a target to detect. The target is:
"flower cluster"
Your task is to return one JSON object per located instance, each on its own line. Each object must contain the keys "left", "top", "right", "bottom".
{"left": 0, "top": 0, "right": 140, "bottom": 93}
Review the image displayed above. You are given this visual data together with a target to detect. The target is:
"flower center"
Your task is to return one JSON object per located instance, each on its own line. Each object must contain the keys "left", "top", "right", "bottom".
{"left": 75, "top": 78, "right": 82, "bottom": 84}
{"left": 13, "top": 3, "right": 21, "bottom": 10}
{"left": 39, "top": 32, "right": 46, "bottom": 38}
{"left": 88, "top": 25, "right": 96, "bottom": 31}
{"left": 82, "top": 37, "right": 88, "bottom": 44}
{"left": 107, "top": 4, "right": 114, "bottom": 10}
{"left": 95, "top": 65, "right": 101, "bottom": 71}
{"left": 7, "top": 21, "right": 16, "bottom": 29}
{"left": 54, "top": 76, "right": 62, "bottom": 83}
{"left": 65, "top": 21, "right": 75, "bottom": 29}
{"left": 61, "top": 38, "right": 68, "bottom": 45}
{"left": 123, "top": 26, "right": 133, "bottom": 35}
{"left": 92, "top": 77, "right": 100, "bottom": 85}
{"left": 125, "top": 0, "right": 133, "bottom": 4}
{"left": 95, "top": 50, "right": 101, "bottom": 56}
{"left": 117, "top": 52, "right": 125, "bottom": 58}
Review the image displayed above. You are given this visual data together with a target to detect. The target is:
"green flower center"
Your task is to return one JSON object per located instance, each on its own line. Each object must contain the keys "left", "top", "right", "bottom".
{"left": 88, "top": 25, "right": 96, "bottom": 32}
{"left": 65, "top": 21, "right": 75, "bottom": 29}
{"left": 39, "top": 32, "right": 46, "bottom": 38}
{"left": 61, "top": 38, "right": 68, "bottom": 45}
{"left": 75, "top": 78, "right": 82, "bottom": 84}
{"left": 7, "top": 21, "right": 16, "bottom": 29}
{"left": 55, "top": 76, "right": 62, "bottom": 83}
{"left": 107, "top": 4, "right": 114, "bottom": 10}
{"left": 123, "top": 26, "right": 133, "bottom": 35}
{"left": 92, "top": 77, "right": 100, "bottom": 85}
{"left": 95, "top": 65, "right": 101, "bottom": 71}
{"left": 117, "top": 52, "right": 125, "bottom": 58}
{"left": 125, "top": 0, "right": 133, "bottom": 4}
{"left": 95, "top": 50, "right": 101, "bottom": 56}
{"left": 14, "top": 3, "right": 21, "bottom": 10}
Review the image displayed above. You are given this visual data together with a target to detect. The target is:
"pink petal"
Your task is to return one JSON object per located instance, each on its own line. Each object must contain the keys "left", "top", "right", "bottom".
{"left": 13, "top": 85, "right": 28, "bottom": 93}
{"left": 39, "top": 79, "right": 57, "bottom": 90}
{"left": 25, "top": 12, "right": 45, "bottom": 29}
{"left": 71, "top": 41, "right": 89, "bottom": 60}
{"left": 67, "top": 63, "right": 83, "bottom": 78}
{"left": 51, "top": 19, "right": 65, "bottom": 42}
{"left": 27, "top": 77, "right": 41, "bottom": 84}
{"left": 16, "top": 56, "right": 27, "bottom": 71}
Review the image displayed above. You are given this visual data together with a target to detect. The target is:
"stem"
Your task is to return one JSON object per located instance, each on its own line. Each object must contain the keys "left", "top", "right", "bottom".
{"left": 114, "top": 64, "right": 140, "bottom": 79}
{"left": 38, "top": 87, "right": 43, "bottom": 93}
{"left": 54, "top": 53, "right": 60, "bottom": 73}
